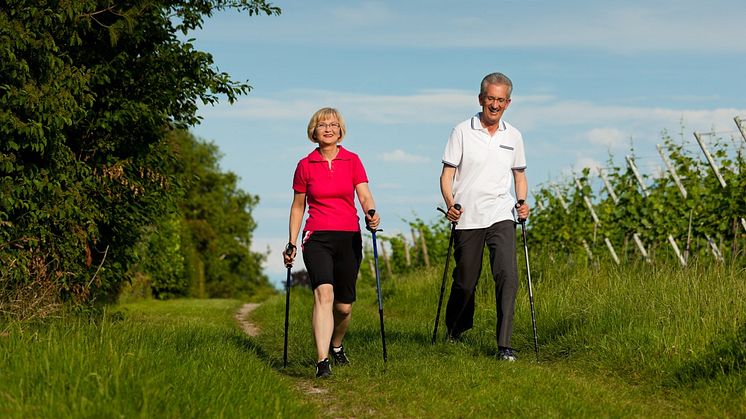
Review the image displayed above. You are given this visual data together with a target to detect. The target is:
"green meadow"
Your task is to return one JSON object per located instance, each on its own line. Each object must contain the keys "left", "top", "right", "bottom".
{"left": 2, "top": 257, "right": 744, "bottom": 418}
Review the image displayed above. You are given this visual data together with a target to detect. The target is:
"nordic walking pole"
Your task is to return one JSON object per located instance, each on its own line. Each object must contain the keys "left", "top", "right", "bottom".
{"left": 283, "top": 243, "right": 295, "bottom": 368}
{"left": 432, "top": 203, "right": 461, "bottom": 344}
{"left": 516, "top": 200, "right": 539, "bottom": 360}
{"left": 367, "top": 209, "right": 387, "bottom": 363}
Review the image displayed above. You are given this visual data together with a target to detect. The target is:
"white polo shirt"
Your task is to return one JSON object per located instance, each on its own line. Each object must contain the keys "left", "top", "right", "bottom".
{"left": 442, "top": 114, "right": 526, "bottom": 230}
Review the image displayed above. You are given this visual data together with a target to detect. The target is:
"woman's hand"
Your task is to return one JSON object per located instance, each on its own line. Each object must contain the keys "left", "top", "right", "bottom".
{"left": 365, "top": 211, "right": 380, "bottom": 231}
{"left": 283, "top": 243, "right": 297, "bottom": 267}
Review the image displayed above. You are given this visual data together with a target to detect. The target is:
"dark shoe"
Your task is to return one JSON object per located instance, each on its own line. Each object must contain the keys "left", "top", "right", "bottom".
{"left": 446, "top": 334, "right": 463, "bottom": 344}
{"left": 446, "top": 329, "right": 462, "bottom": 342}
{"left": 315, "top": 358, "right": 332, "bottom": 378}
{"left": 329, "top": 345, "right": 350, "bottom": 365}
{"left": 497, "top": 347, "right": 517, "bottom": 362}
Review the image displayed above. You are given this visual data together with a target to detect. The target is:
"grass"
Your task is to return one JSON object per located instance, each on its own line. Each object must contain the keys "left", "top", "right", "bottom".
{"left": 1, "top": 255, "right": 744, "bottom": 417}
{"left": 0, "top": 299, "right": 314, "bottom": 418}
{"left": 251, "top": 255, "right": 746, "bottom": 417}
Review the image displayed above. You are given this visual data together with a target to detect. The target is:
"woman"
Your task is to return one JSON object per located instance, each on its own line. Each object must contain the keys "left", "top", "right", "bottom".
{"left": 284, "top": 107, "right": 380, "bottom": 378}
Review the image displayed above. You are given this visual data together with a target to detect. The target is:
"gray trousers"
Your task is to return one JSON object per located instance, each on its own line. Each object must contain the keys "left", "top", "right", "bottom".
{"left": 445, "top": 220, "right": 518, "bottom": 348}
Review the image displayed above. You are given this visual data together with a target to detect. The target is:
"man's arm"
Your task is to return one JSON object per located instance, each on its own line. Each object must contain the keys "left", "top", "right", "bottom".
{"left": 513, "top": 168, "right": 529, "bottom": 220}
{"left": 440, "top": 164, "right": 461, "bottom": 221}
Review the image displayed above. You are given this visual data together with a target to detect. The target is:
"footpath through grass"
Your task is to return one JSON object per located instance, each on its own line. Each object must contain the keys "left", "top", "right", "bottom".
{"left": 1, "top": 256, "right": 744, "bottom": 417}
{"left": 251, "top": 256, "right": 746, "bottom": 418}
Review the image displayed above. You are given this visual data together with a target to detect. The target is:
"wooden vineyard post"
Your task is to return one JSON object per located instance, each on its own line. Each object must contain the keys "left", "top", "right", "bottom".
{"left": 694, "top": 131, "right": 746, "bottom": 236}
{"left": 667, "top": 235, "right": 687, "bottom": 267}
{"left": 604, "top": 237, "right": 621, "bottom": 265}
{"left": 735, "top": 116, "right": 746, "bottom": 143}
{"left": 553, "top": 185, "right": 569, "bottom": 212}
{"left": 632, "top": 233, "right": 651, "bottom": 263}
{"left": 381, "top": 239, "right": 393, "bottom": 278}
{"left": 574, "top": 175, "right": 620, "bottom": 263}
{"left": 626, "top": 155, "right": 649, "bottom": 198}
{"left": 401, "top": 234, "right": 411, "bottom": 266}
{"left": 419, "top": 227, "right": 430, "bottom": 268}
{"left": 574, "top": 176, "right": 600, "bottom": 225}
{"left": 582, "top": 239, "right": 594, "bottom": 259}
{"left": 704, "top": 234, "right": 724, "bottom": 262}
{"left": 694, "top": 132, "right": 727, "bottom": 188}
{"left": 533, "top": 193, "right": 545, "bottom": 210}
{"left": 656, "top": 144, "right": 688, "bottom": 199}
{"left": 598, "top": 168, "right": 620, "bottom": 204}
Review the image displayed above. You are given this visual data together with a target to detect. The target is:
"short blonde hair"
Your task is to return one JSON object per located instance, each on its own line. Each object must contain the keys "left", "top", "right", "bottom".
{"left": 306, "top": 107, "right": 347, "bottom": 143}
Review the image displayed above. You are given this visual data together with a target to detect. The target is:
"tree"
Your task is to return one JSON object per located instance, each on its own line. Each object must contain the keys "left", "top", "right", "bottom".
{"left": 0, "top": 1, "right": 280, "bottom": 313}
{"left": 169, "top": 130, "right": 269, "bottom": 299}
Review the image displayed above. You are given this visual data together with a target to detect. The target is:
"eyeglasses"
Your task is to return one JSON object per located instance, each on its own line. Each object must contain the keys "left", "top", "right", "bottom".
{"left": 316, "top": 122, "right": 341, "bottom": 130}
{"left": 483, "top": 96, "right": 510, "bottom": 105}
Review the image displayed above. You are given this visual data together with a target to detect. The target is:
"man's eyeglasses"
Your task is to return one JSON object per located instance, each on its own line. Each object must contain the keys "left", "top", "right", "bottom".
{"left": 484, "top": 96, "right": 510, "bottom": 105}
{"left": 316, "top": 122, "right": 341, "bottom": 130}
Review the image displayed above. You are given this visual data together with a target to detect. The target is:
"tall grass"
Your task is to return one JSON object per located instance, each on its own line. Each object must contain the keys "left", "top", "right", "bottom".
{"left": 251, "top": 254, "right": 745, "bottom": 417}
{"left": 1, "top": 255, "right": 743, "bottom": 417}
{"left": 0, "top": 299, "right": 314, "bottom": 418}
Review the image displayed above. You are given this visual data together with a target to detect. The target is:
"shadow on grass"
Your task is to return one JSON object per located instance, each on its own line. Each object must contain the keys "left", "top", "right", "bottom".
{"left": 527, "top": 315, "right": 587, "bottom": 360}
{"left": 228, "top": 333, "right": 317, "bottom": 378}
{"left": 670, "top": 322, "right": 746, "bottom": 386}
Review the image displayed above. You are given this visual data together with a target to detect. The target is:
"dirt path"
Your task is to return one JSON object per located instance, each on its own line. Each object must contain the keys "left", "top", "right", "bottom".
{"left": 234, "top": 303, "right": 260, "bottom": 337}
{"left": 234, "top": 303, "right": 329, "bottom": 397}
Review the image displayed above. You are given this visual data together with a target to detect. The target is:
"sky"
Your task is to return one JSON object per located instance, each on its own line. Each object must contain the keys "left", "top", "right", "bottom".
{"left": 185, "top": 0, "right": 746, "bottom": 287}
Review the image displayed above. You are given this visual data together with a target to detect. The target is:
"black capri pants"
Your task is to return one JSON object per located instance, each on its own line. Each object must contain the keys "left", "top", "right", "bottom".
{"left": 302, "top": 230, "right": 363, "bottom": 304}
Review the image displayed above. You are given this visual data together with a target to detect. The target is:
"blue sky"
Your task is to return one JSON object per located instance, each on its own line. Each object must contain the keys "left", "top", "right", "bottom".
{"left": 186, "top": 0, "right": 746, "bottom": 287}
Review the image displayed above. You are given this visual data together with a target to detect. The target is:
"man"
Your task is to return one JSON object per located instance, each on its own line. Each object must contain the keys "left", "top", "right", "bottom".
{"left": 439, "top": 72, "right": 530, "bottom": 361}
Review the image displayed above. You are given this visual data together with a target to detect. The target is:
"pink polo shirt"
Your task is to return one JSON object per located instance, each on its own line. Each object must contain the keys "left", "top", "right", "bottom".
{"left": 292, "top": 146, "right": 368, "bottom": 232}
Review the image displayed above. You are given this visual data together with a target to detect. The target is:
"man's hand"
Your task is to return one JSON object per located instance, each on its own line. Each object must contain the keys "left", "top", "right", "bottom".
{"left": 446, "top": 204, "right": 463, "bottom": 223}
{"left": 515, "top": 200, "right": 530, "bottom": 222}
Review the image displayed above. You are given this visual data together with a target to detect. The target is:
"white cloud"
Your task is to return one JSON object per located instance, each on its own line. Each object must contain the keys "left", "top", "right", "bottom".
{"left": 511, "top": 102, "right": 746, "bottom": 136}
{"left": 586, "top": 128, "right": 629, "bottom": 149}
{"left": 573, "top": 157, "right": 603, "bottom": 173}
{"left": 201, "top": 90, "right": 746, "bottom": 137}
{"left": 196, "top": 1, "right": 746, "bottom": 53}
{"left": 198, "top": 89, "right": 475, "bottom": 124}
{"left": 381, "top": 149, "right": 429, "bottom": 163}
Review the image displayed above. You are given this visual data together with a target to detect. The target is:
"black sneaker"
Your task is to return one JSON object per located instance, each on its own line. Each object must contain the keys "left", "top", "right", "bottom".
{"left": 497, "top": 347, "right": 517, "bottom": 362}
{"left": 329, "top": 345, "right": 350, "bottom": 365}
{"left": 446, "top": 332, "right": 463, "bottom": 343}
{"left": 315, "top": 358, "right": 332, "bottom": 378}
{"left": 446, "top": 328, "right": 463, "bottom": 343}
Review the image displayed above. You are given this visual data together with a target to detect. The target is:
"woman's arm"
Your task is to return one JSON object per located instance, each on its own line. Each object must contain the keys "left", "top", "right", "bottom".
{"left": 285, "top": 192, "right": 306, "bottom": 265}
{"left": 355, "top": 182, "right": 379, "bottom": 230}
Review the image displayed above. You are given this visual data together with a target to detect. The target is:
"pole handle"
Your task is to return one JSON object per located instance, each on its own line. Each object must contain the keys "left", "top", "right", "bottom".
{"left": 516, "top": 199, "right": 527, "bottom": 224}
{"left": 366, "top": 209, "right": 382, "bottom": 232}
{"left": 284, "top": 243, "right": 295, "bottom": 268}
{"left": 437, "top": 203, "right": 461, "bottom": 223}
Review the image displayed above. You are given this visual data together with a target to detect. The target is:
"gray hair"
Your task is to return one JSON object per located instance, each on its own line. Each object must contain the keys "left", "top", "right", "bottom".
{"left": 480, "top": 72, "right": 513, "bottom": 98}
